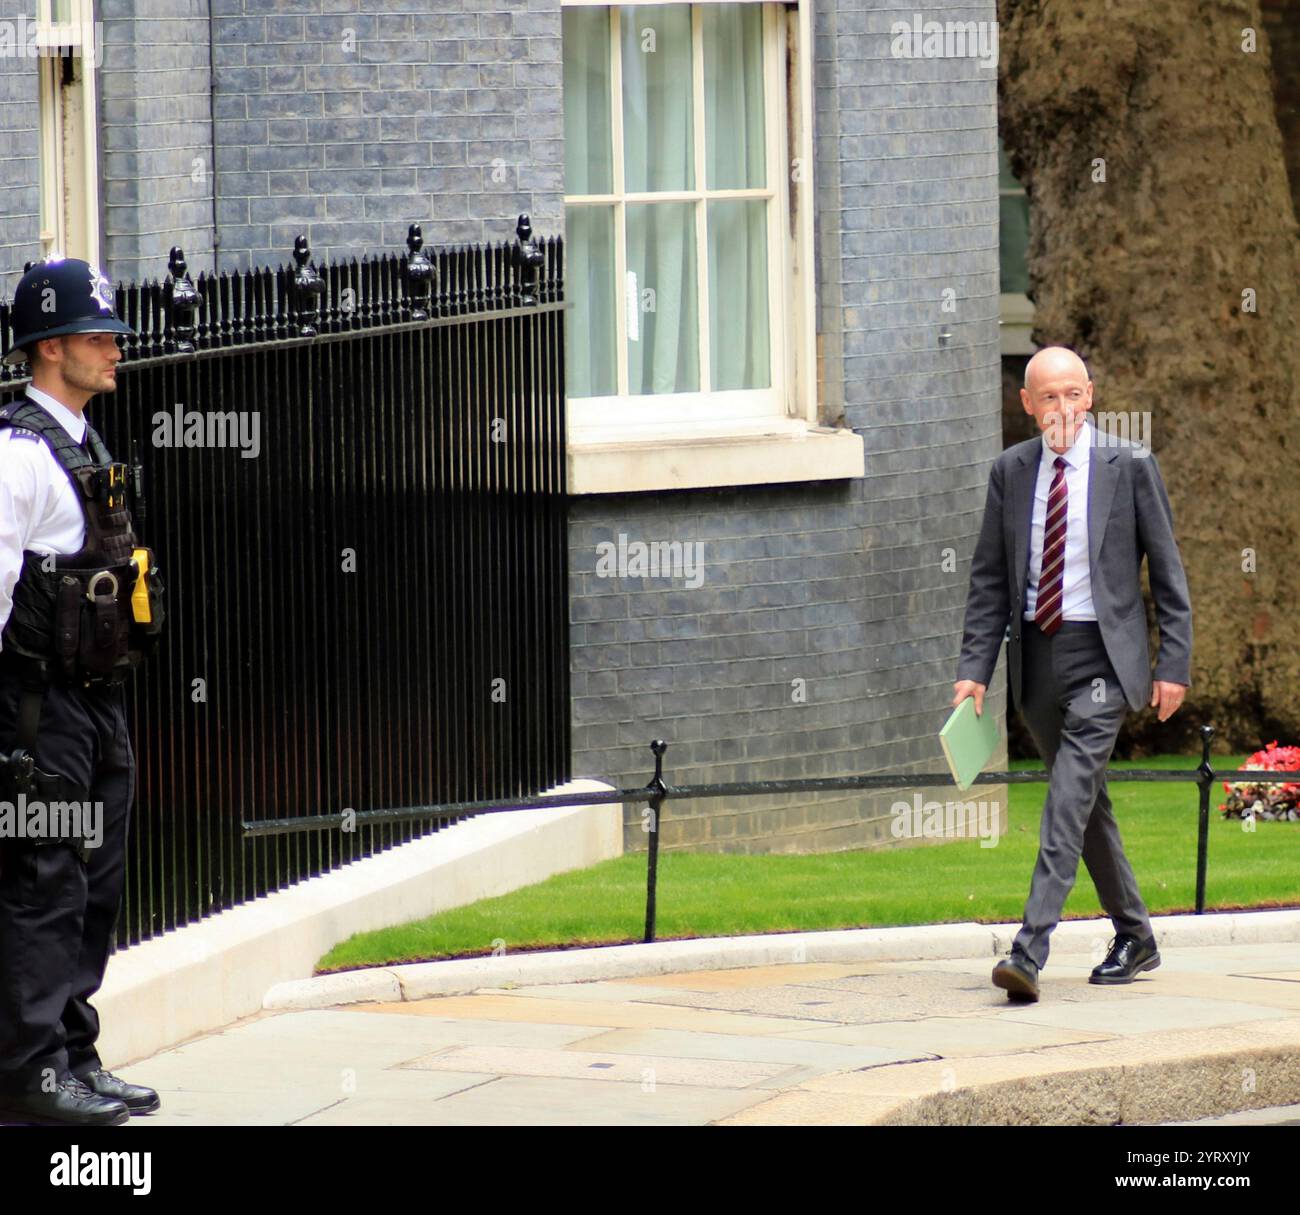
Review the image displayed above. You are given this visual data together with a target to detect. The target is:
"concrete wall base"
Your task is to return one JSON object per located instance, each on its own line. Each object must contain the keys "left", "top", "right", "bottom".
{"left": 94, "top": 781, "right": 622, "bottom": 1069}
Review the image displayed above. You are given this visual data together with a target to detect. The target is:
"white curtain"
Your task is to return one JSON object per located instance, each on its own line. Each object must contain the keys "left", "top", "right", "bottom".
{"left": 565, "top": 3, "right": 770, "bottom": 399}
{"left": 626, "top": 199, "right": 698, "bottom": 394}
{"left": 622, "top": 5, "right": 695, "bottom": 394}
{"left": 563, "top": 6, "right": 617, "bottom": 397}
{"left": 709, "top": 200, "right": 769, "bottom": 390}
{"left": 703, "top": 3, "right": 765, "bottom": 190}
{"left": 704, "top": 3, "right": 768, "bottom": 390}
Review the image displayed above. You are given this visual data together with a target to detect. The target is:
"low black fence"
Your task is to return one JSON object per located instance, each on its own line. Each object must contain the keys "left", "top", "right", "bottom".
{"left": 245, "top": 724, "right": 1296, "bottom": 944}
{"left": 0, "top": 217, "right": 570, "bottom": 946}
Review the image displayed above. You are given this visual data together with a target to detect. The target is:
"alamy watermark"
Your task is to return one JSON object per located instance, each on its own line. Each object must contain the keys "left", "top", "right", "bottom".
{"left": 153, "top": 405, "right": 261, "bottom": 458}
{"left": 0, "top": 18, "right": 105, "bottom": 70}
{"left": 1043, "top": 410, "right": 1153, "bottom": 455}
{"left": 891, "top": 792, "right": 1002, "bottom": 848}
{"left": 890, "top": 15, "right": 999, "bottom": 71}
{"left": 50, "top": 1146, "right": 151, "bottom": 1196}
{"left": 0, "top": 794, "right": 103, "bottom": 850}
{"left": 595, "top": 533, "right": 705, "bottom": 589}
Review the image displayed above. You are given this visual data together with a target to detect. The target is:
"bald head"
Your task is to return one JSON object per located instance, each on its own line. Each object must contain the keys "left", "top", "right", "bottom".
{"left": 1020, "top": 345, "right": 1094, "bottom": 454}
{"left": 1024, "top": 346, "right": 1089, "bottom": 392}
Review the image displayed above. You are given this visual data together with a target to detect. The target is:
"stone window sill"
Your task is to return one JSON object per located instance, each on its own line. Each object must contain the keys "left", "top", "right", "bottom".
{"left": 567, "top": 419, "right": 865, "bottom": 495}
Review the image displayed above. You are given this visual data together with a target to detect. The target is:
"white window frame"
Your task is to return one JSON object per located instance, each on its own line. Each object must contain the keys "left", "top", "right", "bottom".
{"left": 35, "top": 0, "right": 102, "bottom": 266}
{"left": 562, "top": 0, "right": 863, "bottom": 493}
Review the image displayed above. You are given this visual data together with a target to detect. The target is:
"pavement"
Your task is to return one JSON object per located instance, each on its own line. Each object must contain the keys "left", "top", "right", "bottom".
{"left": 106, "top": 924, "right": 1300, "bottom": 1126}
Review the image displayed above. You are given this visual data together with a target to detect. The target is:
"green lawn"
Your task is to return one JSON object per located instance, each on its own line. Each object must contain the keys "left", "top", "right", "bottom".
{"left": 316, "top": 753, "right": 1298, "bottom": 973}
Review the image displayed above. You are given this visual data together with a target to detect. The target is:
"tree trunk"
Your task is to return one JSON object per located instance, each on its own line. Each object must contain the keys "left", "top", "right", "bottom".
{"left": 1261, "top": 0, "right": 1300, "bottom": 217}
{"left": 998, "top": 0, "right": 1300, "bottom": 752}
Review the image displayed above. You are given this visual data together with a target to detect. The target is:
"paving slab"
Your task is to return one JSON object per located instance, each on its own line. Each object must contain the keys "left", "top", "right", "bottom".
{"left": 769, "top": 1015, "right": 1115, "bottom": 1056}
{"left": 601, "top": 962, "right": 890, "bottom": 991}
{"left": 137, "top": 1070, "right": 503, "bottom": 1126}
{"left": 575, "top": 1026, "right": 926, "bottom": 1072}
{"left": 625, "top": 967, "right": 1149, "bottom": 1023}
{"left": 121, "top": 1088, "right": 355, "bottom": 1128}
{"left": 401, "top": 1044, "right": 792, "bottom": 1088}
{"left": 484, "top": 981, "right": 714, "bottom": 1003}
{"left": 995, "top": 994, "right": 1293, "bottom": 1035}
{"left": 294, "top": 1076, "right": 771, "bottom": 1126}
{"left": 92, "top": 928, "right": 1300, "bottom": 1126}
{"left": 189, "top": 1007, "right": 602, "bottom": 1051}
{"left": 352, "top": 992, "right": 812, "bottom": 1035}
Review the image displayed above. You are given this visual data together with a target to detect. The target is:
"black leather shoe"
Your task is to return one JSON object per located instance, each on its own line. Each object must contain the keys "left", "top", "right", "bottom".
{"left": 1090, "top": 934, "right": 1160, "bottom": 984}
{"left": 78, "top": 1067, "right": 161, "bottom": 1114}
{"left": 992, "top": 953, "right": 1040, "bottom": 1001}
{"left": 0, "top": 1074, "right": 129, "bottom": 1126}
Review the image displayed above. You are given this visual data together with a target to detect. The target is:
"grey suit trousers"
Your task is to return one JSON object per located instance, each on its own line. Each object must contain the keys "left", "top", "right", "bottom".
{"left": 1013, "top": 619, "right": 1154, "bottom": 969}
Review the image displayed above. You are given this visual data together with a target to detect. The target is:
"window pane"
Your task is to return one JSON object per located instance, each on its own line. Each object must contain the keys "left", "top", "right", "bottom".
{"left": 997, "top": 140, "right": 1021, "bottom": 191}
{"left": 708, "top": 199, "right": 769, "bottom": 390}
{"left": 999, "top": 193, "right": 1029, "bottom": 294}
{"left": 626, "top": 202, "right": 698, "bottom": 394}
{"left": 998, "top": 141, "right": 1030, "bottom": 294}
{"left": 621, "top": 4, "right": 693, "bottom": 193}
{"left": 565, "top": 205, "right": 617, "bottom": 398}
{"left": 703, "top": 3, "right": 765, "bottom": 189}
{"left": 563, "top": 5, "right": 614, "bottom": 195}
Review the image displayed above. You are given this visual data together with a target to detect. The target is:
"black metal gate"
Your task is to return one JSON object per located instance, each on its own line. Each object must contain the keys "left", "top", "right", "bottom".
{"left": 0, "top": 219, "right": 570, "bottom": 946}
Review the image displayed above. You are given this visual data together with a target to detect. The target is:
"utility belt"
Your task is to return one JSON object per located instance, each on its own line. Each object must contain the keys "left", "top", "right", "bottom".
{"left": 1, "top": 546, "right": 164, "bottom": 688}
{"left": 59, "top": 547, "right": 165, "bottom": 683}
{"left": 0, "top": 650, "right": 127, "bottom": 690}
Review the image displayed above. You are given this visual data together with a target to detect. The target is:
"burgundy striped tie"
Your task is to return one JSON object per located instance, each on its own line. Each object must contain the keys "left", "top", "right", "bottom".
{"left": 1035, "top": 456, "right": 1068, "bottom": 636}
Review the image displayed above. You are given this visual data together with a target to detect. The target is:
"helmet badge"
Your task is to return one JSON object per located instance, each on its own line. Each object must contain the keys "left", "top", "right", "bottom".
{"left": 88, "top": 264, "right": 116, "bottom": 315}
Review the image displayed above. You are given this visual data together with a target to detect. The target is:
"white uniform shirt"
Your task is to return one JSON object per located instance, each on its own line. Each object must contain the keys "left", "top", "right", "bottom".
{"left": 1023, "top": 415, "right": 1097, "bottom": 622}
{"left": 0, "top": 386, "right": 91, "bottom": 647}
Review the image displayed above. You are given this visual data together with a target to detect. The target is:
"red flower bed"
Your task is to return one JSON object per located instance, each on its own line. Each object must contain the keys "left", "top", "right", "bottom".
{"left": 1219, "top": 741, "right": 1300, "bottom": 821}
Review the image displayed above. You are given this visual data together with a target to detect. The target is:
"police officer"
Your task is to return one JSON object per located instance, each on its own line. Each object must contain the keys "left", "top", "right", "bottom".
{"left": 0, "top": 258, "right": 164, "bottom": 1126}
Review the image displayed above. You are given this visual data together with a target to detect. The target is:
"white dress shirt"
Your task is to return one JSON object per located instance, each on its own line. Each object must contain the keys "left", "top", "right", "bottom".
{"left": 0, "top": 386, "right": 92, "bottom": 647}
{"left": 1023, "top": 415, "right": 1097, "bottom": 622}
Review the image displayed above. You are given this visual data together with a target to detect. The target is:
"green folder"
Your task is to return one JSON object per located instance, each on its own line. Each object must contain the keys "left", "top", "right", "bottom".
{"left": 939, "top": 696, "right": 1000, "bottom": 791}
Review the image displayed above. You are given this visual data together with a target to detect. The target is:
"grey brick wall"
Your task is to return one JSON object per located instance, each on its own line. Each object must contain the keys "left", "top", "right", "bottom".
{"left": 568, "top": 0, "right": 1007, "bottom": 853}
{"left": 204, "top": 0, "right": 563, "bottom": 273}
{"left": 99, "top": 0, "right": 217, "bottom": 285}
{"left": 0, "top": 0, "right": 42, "bottom": 299}
{"left": 8, "top": 0, "right": 565, "bottom": 287}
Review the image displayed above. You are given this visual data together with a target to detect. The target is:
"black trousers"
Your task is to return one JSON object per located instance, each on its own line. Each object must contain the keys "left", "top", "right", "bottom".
{"left": 0, "top": 673, "right": 134, "bottom": 1093}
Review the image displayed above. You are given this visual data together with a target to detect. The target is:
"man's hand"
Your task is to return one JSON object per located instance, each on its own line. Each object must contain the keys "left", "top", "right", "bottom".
{"left": 1150, "top": 680, "right": 1187, "bottom": 722}
{"left": 952, "top": 680, "right": 987, "bottom": 717}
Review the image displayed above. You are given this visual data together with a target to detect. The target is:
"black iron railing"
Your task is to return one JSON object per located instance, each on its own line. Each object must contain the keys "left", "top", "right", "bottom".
{"left": 1, "top": 217, "right": 570, "bottom": 947}
{"left": 245, "top": 724, "right": 1297, "bottom": 944}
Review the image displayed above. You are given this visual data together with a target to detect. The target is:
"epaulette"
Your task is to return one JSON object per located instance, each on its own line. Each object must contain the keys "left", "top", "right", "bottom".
{"left": 0, "top": 399, "right": 111, "bottom": 469}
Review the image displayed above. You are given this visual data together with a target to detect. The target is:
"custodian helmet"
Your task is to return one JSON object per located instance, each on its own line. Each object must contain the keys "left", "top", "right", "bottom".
{"left": 2, "top": 257, "right": 135, "bottom": 366}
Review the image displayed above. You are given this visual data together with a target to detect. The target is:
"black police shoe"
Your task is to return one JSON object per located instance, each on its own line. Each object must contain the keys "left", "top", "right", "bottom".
{"left": 1090, "top": 934, "right": 1160, "bottom": 984}
{"left": 0, "top": 1073, "right": 129, "bottom": 1126}
{"left": 78, "top": 1067, "right": 161, "bottom": 1114}
{"left": 992, "top": 952, "right": 1040, "bottom": 1001}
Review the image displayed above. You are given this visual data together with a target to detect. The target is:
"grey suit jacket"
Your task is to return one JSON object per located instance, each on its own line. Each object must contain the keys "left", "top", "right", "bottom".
{"left": 956, "top": 419, "right": 1192, "bottom": 713}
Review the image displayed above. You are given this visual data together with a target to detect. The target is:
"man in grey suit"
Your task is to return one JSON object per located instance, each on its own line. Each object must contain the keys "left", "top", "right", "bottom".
{"left": 953, "top": 346, "right": 1192, "bottom": 1002}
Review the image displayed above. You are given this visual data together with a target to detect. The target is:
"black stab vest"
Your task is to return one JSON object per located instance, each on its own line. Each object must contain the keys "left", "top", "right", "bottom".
{"left": 0, "top": 396, "right": 163, "bottom": 684}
